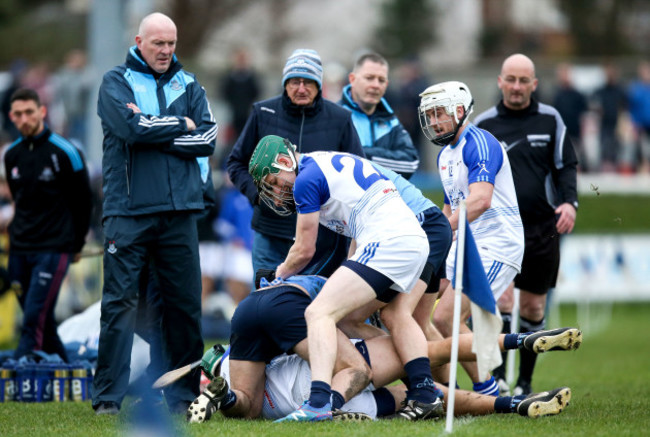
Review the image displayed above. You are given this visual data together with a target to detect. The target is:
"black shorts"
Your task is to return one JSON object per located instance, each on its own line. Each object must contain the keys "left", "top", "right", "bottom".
{"left": 417, "top": 207, "right": 453, "bottom": 294}
{"left": 515, "top": 219, "right": 560, "bottom": 295}
{"left": 229, "top": 285, "right": 310, "bottom": 363}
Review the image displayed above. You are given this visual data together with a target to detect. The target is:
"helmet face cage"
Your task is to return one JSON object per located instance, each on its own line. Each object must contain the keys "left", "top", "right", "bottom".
{"left": 249, "top": 135, "right": 299, "bottom": 216}
{"left": 418, "top": 81, "right": 474, "bottom": 146}
{"left": 258, "top": 172, "right": 296, "bottom": 216}
{"left": 419, "top": 98, "right": 458, "bottom": 146}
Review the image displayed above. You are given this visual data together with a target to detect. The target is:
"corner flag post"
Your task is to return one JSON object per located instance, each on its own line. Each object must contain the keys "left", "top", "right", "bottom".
{"left": 444, "top": 201, "right": 467, "bottom": 433}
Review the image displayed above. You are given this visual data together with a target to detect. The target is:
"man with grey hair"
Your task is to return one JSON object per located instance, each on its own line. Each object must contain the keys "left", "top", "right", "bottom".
{"left": 92, "top": 12, "right": 217, "bottom": 415}
{"left": 226, "top": 48, "right": 363, "bottom": 282}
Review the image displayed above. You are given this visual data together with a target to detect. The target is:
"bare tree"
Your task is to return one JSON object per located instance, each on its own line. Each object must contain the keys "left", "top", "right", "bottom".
{"left": 165, "top": 0, "right": 256, "bottom": 59}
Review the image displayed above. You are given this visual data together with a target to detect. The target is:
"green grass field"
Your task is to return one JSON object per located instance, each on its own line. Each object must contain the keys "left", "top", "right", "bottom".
{"left": 1, "top": 302, "right": 649, "bottom": 437}
{"left": 421, "top": 192, "right": 650, "bottom": 234}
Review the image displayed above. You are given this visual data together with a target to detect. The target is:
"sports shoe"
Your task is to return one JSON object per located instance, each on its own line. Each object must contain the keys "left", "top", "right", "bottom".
{"left": 186, "top": 377, "right": 229, "bottom": 423}
{"left": 332, "top": 409, "right": 373, "bottom": 421}
{"left": 497, "top": 378, "right": 511, "bottom": 397}
{"left": 274, "top": 401, "right": 332, "bottom": 422}
{"left": 95, "top": 401, "right": 120, "bottom": 415}
{"left": 523, "top": 328, "right": 583, "bottom": 353}
{"left": 517, "top": 387, "right": 571, "bottom": 418}
{"left": 513, "top": 380, "right": 532, "bottom": 396}
{"left": 392, "top": 397, "right": 444, "bottom": 421}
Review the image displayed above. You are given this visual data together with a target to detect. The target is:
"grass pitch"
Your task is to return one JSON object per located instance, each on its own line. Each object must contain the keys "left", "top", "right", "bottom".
{"left": 1, "top": 302, "right": 649, "bottom": 437}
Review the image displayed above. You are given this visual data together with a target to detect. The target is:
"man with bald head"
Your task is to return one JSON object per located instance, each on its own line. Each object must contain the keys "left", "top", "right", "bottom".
{"left": 92, "top": 12, "right": 217, "bottom": 415}
{"left": 474, "top": 54, "right": 578, "bottom": 396}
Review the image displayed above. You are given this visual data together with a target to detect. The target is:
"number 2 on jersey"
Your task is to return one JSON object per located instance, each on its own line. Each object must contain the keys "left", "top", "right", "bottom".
{"left": 331, "top": 155, "right": 387, "bottom": 190}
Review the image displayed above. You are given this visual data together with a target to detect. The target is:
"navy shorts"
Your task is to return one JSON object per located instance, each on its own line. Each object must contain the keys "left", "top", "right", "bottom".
{"left": 229, "top": 285, "right": 311, "bottom": 363}
{"left": 417, "top": 207, "right": 453, "bottom": 294}
{"left": 515, "top": 219, "right": 560, "bottom": 295}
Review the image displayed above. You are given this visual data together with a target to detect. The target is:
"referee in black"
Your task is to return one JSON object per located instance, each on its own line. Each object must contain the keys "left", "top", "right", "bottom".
{"left": 473, "top": 54, "right": 578, "bottom": 396}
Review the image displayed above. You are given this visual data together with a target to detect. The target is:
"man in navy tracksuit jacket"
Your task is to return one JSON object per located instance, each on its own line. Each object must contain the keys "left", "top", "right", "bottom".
{"left": 5, "top": 88, "right": 92, "bottom": 363}
{"left": 92, "top": 13, "right": 217, "bottom": 415}
{"left": 226, "top": 49, "right": 364, "bottom": 280}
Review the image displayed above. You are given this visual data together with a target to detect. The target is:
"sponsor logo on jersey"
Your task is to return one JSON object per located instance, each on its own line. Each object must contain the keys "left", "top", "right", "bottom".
{"left": 527, "top": 134, "right": 550, "bottom": 147}
{"left": 38, "top": 167, "right": 55, "bottom": 182}
{"left": 500, "top": 139, "right": 524, "bottom": 151}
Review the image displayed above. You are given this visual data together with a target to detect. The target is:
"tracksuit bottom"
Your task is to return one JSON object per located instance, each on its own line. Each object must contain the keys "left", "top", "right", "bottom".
{"left": 92, "top": 212, "right": 203, "bottom": 410}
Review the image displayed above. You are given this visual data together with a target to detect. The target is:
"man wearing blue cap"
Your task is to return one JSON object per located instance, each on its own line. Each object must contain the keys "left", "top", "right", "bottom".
{"left": 226, "top": 48, "right": 364, "bottom": 282}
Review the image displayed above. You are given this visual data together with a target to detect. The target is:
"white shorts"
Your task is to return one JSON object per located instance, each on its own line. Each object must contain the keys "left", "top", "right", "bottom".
{"left": 199, "top": 242, "right": 253, "bottom": 284}
{"left": 446, "top": 246, "right": 518, "bottom": 301}
{"left": 220, "top": 353, "right": 379, "bottom": 420}
{"left": 222, "top": 243, "right": 254, "bottom": 284}
{"left": 199, "top": 242, "right": 225, "bottom": 279}
{"left": 351, "top": 234, "right": 429, "bottom": 293}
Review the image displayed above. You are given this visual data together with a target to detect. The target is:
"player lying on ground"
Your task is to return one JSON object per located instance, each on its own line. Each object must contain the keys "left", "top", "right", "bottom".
{"left": 189, "top": 332, "right": 575, "bottom": 422}
{"left": 185, "top": 275, "right": 581, "bottom": 422}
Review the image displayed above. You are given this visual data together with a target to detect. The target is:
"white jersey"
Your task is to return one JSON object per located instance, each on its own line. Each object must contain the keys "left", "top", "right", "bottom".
{"left": 295, "top": 151, "right": 428, "bottom": 292}
{"left": 438, "top": 124, "right": 524, "bottom": 270}
{"left": 295, "top": 152, "right": 422, "bottom": 242}
{"left": 220, "top": 352, "right": 378, "bottom": 420}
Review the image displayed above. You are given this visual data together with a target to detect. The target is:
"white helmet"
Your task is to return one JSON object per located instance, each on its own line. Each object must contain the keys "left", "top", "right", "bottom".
{"left": 418, "top": 81, "right": 474, "bottom": 146}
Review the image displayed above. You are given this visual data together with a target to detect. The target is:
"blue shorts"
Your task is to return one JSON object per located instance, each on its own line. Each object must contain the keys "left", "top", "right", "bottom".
{"left": 229, "top": 285, "right": 311, "bottom": 363}
{"left": 417, "top": 207, "right": 453, "bottom": 294}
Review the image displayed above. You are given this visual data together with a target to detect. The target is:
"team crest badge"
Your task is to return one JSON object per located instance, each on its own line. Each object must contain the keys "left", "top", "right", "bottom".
{"left": 107, "top": 241, "right": 117, "bottom": 254}
{"left": 38, "top": 167, "right": 55, "bottom": 181}
{"left": 170, "top": 79, "right": 183, "bottom": 91}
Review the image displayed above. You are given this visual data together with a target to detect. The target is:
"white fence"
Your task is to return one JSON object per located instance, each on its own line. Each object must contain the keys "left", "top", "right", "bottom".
{"left": 555, "top": 234, "right": 650, "bottom": 302}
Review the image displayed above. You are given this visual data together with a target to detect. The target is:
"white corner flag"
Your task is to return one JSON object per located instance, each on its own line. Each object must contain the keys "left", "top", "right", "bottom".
{"left": 445, "top": 201, "right": 503, "bottom": 433}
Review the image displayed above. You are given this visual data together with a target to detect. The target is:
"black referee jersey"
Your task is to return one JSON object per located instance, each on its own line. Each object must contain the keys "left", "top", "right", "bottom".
{"left": 474, "top": 99, "right": 578, "bottom": 225}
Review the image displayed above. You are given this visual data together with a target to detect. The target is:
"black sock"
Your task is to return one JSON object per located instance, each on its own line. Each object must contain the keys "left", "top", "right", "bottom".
{"left": 494, "top": 395, "right": 527, "bottom": 413}
{"left": 404, "top": 357, "right": 436, "bottom": 403}
{"left": 503, "top": 333, "right": 519, "bottom": 350}
{"left": 518, "top": 316, "right": 545, "bottom": 384}
{"left": 331, "top": 390, "right": 345, "bottom": 410}
{"left": 308, "top": 381, "right": 331, "bottom": 408}
{"left": 372, "top": 387, "right": 396, "bottom": 417}
{"left": 222, "top": 390, "right": 237, "bottom": 410}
